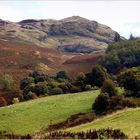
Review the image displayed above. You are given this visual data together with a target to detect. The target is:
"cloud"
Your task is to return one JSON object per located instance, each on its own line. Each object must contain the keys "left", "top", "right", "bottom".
{"left": 0, "top": 5, "right": 25, "bottom": 22}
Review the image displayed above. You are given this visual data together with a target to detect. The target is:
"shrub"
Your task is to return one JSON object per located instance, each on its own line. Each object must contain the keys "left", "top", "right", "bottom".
{"left": 122, "top": 99, "right": 137, "bottom": 107}
{"left": 124, "top": 90, "right": 134, "bottom": 97}
{"left": 92, "top": 93, "right": 110, "bottom": 115}
{"left": 49, "top": 87, "right": 63, "bottom": 95}
{"left": 0, "top": 74, "right": 14, "bottom": 90}
{"left": 101, "top": 79, "right": 117, "bottom": 97}
{"left": 58, "top": 84, "right": 69, "bottom": 93}
{"left": 109, "top": 96, "right": 124, "bottom": 111}
{"left": 12, "top": 98, "right": 19, "bottom": 104}
{"left": 23, "top": 83, "right": 35, "bottom": 96}
{"left": 46, "top": 129, "right": 127, "bottom": 139}
{"left": 85, "top": 65, "right": 109, "bottom": 87}
{"left": 27, "top": 92, "right": 38, "bottom": 99}
{"left": 20, "top": 76, "right": 34, "bottom": 90}
{"left": 47, "top": 82, "right": 57, "bottom": 90}
{"left": 56, "top": 71, "right": 69, "bottom": 80}
{"left": 0, "top": 97, "right": 7, "bottom": 107}
{"left": 70, "top": 86, "right": 81, "bottom": 93}
{"left": 117, "top": 68, "right": 140, "bottom": 97}
{"left": 85, "top": 85, "right": 92, "bottom": 91}
{"left": 34, "top": 82, "right": 48, "bottom": 96}
{"left": 136, "top": 91, "right": 140, "bottom": 98}
{"left": 76, "top": 72, "right": 86, "bottom": 81}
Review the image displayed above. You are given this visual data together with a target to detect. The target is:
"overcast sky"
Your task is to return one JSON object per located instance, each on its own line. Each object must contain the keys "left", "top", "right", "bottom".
{"left": 0, "top": 1, "right": 140, "bottom": 38}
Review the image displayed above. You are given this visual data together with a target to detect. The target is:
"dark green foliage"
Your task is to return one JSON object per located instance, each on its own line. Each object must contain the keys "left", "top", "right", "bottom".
{"left": 35, "top": 82, "right": 48, "bottom": 96}
{"left": 101, "top": 38, "right": 140, "bottom": 73}
{"left": 117, "top": 68, "right": 140, "bottom": 97}
{"left": 85, "top": 65, "right": 109, "bottom": 87}
{"left": 49, "top": 87, "right": 63, "bottom": 95}
{"left": 56, "top": 71, "right": 69, "bottom": 80}
{"left": 93, "top": 93, "right": 137, "bottom": 115}
{"left": 85, "top": 85, "right": 92, "bottom": 91}
{"left": 93, "top": 93, "right": 110, "bottom": 115}
{"left": 101, "top": 79, "right": 117, "bottom": 97}
{"left": 70, "top": 85, "right": 81, "bottom": 93}
{"left": 20, "top": 76, "right": 34, "bottom": 90}
{"left": 114, "top": 32, "right": 120, "bottom": 42}
{"left": 58, "top": 83, "right": 71, "bottom": 93}
{"left": 46, "top": 129, "right": 127, "bottom": 139}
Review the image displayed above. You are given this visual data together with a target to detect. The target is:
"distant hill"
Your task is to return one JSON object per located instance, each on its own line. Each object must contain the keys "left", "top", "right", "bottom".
{"left": 0, "top": 16, "right": 120, "bottom": 53}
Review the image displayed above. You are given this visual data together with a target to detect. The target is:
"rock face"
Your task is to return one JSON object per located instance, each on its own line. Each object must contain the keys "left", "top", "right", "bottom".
{"left": 0, "top": 16, "right": 120, "bottom": 53}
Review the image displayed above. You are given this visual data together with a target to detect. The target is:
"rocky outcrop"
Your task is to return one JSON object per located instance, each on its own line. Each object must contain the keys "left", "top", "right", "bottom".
{"left": 0, "top": 16, "right": 121, "bottom": 53}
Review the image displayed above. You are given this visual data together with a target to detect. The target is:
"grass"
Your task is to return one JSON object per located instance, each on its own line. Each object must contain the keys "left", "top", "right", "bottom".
{"left": 0, "top": 90, "right": 99, "bottom": 135}
{"left": 67, "top": 108, "right": 140, "bottom": 137}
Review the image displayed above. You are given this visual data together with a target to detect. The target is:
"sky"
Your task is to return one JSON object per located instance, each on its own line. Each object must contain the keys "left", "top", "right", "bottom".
{"left": 0, "top": 1, "right": 140, "bottom": 38}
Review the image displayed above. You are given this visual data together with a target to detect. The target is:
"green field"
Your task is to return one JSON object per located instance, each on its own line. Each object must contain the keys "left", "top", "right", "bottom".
{"left": 67, "top": 108, "right": 140, "bottom": 137}
{"left": 0, "top": 90, "right": 99, "bottom": 134}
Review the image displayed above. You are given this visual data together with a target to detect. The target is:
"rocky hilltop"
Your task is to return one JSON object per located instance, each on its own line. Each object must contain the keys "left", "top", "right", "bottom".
{"left": 0, "top": 16, "right": 120, "bottom": 53}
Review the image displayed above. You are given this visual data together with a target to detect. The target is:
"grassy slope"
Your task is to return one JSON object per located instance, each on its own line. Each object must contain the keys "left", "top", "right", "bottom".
{"left": 67, "top": 108, "right": 140, "bottom": 137}
{"left": 0, "top": 90, "right": 99, "bottom": 135}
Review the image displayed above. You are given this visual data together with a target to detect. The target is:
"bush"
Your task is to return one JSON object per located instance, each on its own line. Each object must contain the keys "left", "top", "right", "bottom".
{"left": 85, "top": 65, "right": 109, "bottom": 87}
{"left": 76, "top": 72, "right": 86, "bottom": 81}
{"left": 85, "top": 85, "right": 92, "bottom": 91}
{"left": 49, "top": 87, "right": 64, "bottom": 95}
{"left": 70, "top": 86, "right": 81, "bottom": 93}
{"left": 58, "top": 84, "right": 69, "bottom": 93}
{"left": 101, "top": 79, "right": 117, "bottom": 97}
{"left": 27, "top": 92, "right": 38, "bottom": 100}
{"left": 122, "top": 99, "right": 137, "bottom": 107}
{"left": 117, "top": 68, "right": 140, "bottom": 97}
{"left": 92, "top": 93, "right": 110, "bottom": 115}
{"left": 109, "top": 96, "right": 124, "bottom": 111}
{"left": 12, "top": 98, "right": 19, "bottom": 104}
{"left": 124, "top": 90, "right": 134, "bottom": 97}
{"left": 23, "top": 83, "right": 35, "bottom": 96}
{"left": 56, "top": 71, "right": 69, "bottom": 80}
{"left": 34, "top": 82, "right": 48, "bottom": 96}
{"left": 0, "top": 97, "right": 7, "bottom": 107}
{"left": 20, "top": 76, "right": 34, "bottom": 90}
{"left": 136, "top": 91, "right": 140, "bottom": 98}
{"left": 46, "top": 129, "right": 127, "bottom": 139}
{"left": 0, "top": 74, "right": 14, "bottom": 90}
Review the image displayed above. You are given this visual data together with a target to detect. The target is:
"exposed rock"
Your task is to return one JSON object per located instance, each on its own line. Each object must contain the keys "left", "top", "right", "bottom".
{"left": 0, "top": 16, "right": 121, "bottom": 53}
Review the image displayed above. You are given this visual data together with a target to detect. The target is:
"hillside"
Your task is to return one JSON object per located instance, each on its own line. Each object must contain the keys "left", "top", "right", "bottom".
{"left": 67, "top": 108, "right": 140, "bottom": 137}
{"left": 0, "top": 16, "right": 120, "bottom": 53}
{"left": 0, "top": 90, "right": 99, "bottom": 134}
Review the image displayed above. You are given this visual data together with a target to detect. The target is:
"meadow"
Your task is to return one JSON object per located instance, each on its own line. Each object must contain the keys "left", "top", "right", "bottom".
{"left": 0, "top": 90, "right": 99, "bottom": 134}
{"left": 67, "top": 108, "right": 140, "bottom": 137}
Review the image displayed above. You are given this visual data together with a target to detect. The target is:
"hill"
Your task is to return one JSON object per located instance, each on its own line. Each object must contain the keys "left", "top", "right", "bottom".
{"left": 0, "top": 16, "right": 120, "bottom": 53}
{"left": 67, "top": 108, "right": 140, "bottom": 137}
{"left": 0, "top": 90, "right": 99, "bottom": 134}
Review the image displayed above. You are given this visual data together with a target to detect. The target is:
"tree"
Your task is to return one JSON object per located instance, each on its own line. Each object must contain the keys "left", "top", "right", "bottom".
{"left": 20, "top": 76, "right": 34, "bottom": 90}
{"left": 56, "top": 71, "right": 69, "bottom": 80}
{"left": 114, "top": 32, "right": 120, "bottom": 42}
{"left": 117, "top": 68, "right": 140, "bottom": 97}
{"left": 49, "top": 87, "right": 63, "bottom": 95}
{"left": 76, "top": 72, "right": 86, "bottom": 81}
{"left": 34, "top": 82, "right": 48, "bottom": 96}
{"left": 129, "top": 33, "right": 134, "bottom": 40}
{"left": 86, "top": 65, "right": 109, "bottom": 87}
{"left": 92, "top": 93, "right": 110, "bottom": 114}
{"left": 101, "top": 79, "right": 117, "bottom": 97}
{"left": 0, "top": 74, "right": 14, "bottom": 90}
